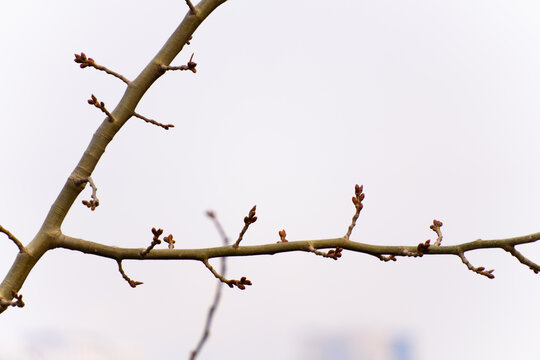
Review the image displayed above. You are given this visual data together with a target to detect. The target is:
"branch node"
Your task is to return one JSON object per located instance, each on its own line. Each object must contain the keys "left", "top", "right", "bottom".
{"left": 416, "top": 240, "right": 430, "bottom": 256}
{"left": 233, "top": 205, "right": 257, "bottom": 248}
{"left": 345, "top": 184, "right": 365, "bottom": 240}
{"left": 185, "top": 0, "right": 199, "bottom": 16}
{"left": 75, "top": 176, "right": 100, "bottom": 211}
{"left": 0, "top": 290, "right": 25, "bottom": 309}
{"left": 0, "top": 225, "right": 26, "bottom": 253}
{"left": 140, "top": 227, "right": 164, "bottom": 257}
{"left": 116, "top": 260, "right": 143, "bottom": 288}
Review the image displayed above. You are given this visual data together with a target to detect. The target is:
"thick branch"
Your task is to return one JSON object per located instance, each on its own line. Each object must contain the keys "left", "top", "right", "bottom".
{"left": 0, "top": 0, "right": 228, "bottom": 310}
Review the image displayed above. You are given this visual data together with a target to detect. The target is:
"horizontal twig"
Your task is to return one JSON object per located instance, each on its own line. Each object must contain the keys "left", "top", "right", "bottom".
{"left": 55, "top": 232, "right": 540, "bottom": 277}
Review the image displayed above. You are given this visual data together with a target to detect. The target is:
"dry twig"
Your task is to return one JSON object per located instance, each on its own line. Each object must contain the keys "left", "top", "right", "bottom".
{"left": 116, "top": 260, "right": 143, "bottom": 288}
{"left": 431, "top": 219, "right": 444, "bottom": 246}
{"left": 202, "top": 259, "right": 251, "bottom": 290}
{"left": 345, "top": 184, "right": 364, "bottom": 240}
{"left": 307, "top": 244, "right": 343, "bottom": 260}
{"left": 133, "top": 112, "right": 175, "bottom": 130}
{"left": 75, "top": 176, "right": 100, "bottom": 211}
{"left": 87, "top": 94, "right": 116, "bottom": 123}
{"left": 74, "top": 52, "right": 131, "bottom": 85}
{"left": 161, "top": 53, "right": 197, "bottom": 73}
{"left": 503, "top": 245, "right": 540, "bottom": 274}
{"left": 0, "top": 225, "right": 25, "bottom": 253}
{"left": 190, "top": 211, "right": 228, "bottom": 360}
{"left": 233, "top": 205, "right": 257, "bottom": 248}
{"left": 458, "top": 252, "right": 495, "bottom": 279}
{"left": 140, "top": 227, "right": 164, "bottom": 257}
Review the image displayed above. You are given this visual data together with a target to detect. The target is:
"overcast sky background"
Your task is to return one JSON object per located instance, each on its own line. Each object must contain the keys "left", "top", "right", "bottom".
{"left": 1, "top": 0, "right": 540, "bottom": 359}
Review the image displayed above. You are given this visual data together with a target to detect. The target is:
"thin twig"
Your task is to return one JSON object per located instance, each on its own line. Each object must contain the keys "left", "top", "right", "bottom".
{"left": 0, "top": 225, "right": 25, "bottom": 253}
{"left": 140, "top": 227, "right": 164, "bottom": 257}
{"left": 202, "top": 259, "right": 251, "bottom": 289}
{"left": 133, "top": 112, "right": 175, "bottom": 130}
{"left": 161, "top": 53, "right": 197, "bottom": 73}
{"left": 116, "top": 260, "right": 143, "bottom": 288}
{"left": 345, "top": 184, "right": 364, "bottom": 240}
{"left": 431, "top": 219, "right": 444, "bottom": 246}
{"left": 458, "top": 252, "right": 494, "bottom": 279}
{"left": 233, "top": 205, "right": 257, "bottom": 248}
{"left": 75, "top": 176, "right": 100, "bottom": 210}
{"left": 88, "top": 94, "right": 116, "bottom": 123}
{"left": 190, "top": 211, "right": 229, "bottom": 360}
{"left": 503, "top": 245, "right": 540, "bottom": 274}
{"left": 74, "top": 52, "right": 131, "bottom": 85}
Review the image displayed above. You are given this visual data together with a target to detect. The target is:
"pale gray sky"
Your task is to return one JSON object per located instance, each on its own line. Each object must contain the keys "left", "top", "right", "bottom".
{"left": 1, "top": 1, "right": 540, "bottom": 359}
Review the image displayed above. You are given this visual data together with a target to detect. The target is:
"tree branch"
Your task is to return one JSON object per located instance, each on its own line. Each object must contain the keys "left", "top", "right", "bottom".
{"left": 74, "top": 52, "right": 131, "bottom": 85}
{"left": 0, "top": 226, "right": 25, "bottom": 253}
{"left": 54, "top": 229, "right": 540, "bottom": 278}
{"left": 190, "top": 211, "right": 229, "bottom": 360}
{"left": 0, "top": 0, "right": 228, "bottom": 309}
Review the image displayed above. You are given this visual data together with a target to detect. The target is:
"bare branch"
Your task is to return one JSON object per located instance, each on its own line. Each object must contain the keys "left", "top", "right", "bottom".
{"left": 161, "top": 53, "right": 198, "bottom": 73}
{"left": 74, "top": 52, "right": 131, "bottom": 85}
{"left": 0, "top": 0, "right": 229, "bottom": 315}
{"left": 0, "top": 226, "right": 25, "bottom": 253}
{"left": 233, "top": 205, "right": 257, "bottom": 248}
{"left": 202, "top": 259, "right": 251, "bottom": 290}
{"left": 117, "top": 260, "right": 143, "bottom": 288}
{"left": 133, "top": 112, "right": 175, "bottom": 130}
{"left": 345, "top": 184, "right": 364, "bottom": 240}
{"left": 87, "top": 94, "right": 116, "bottom": 123}
{"left": 190, "top": 211, "right": 230, "bottom": 360}
{"left": 0, "top": 290, "right": 24, "bottom": 309}
{"left": 57, "top": 228, "right": 540, "bottom": 280}
{"left": 458, "top": 252, "right": 495, "bottom": 279}
{"left": 503, "top": 245, "right": 540, "bottom": 274}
